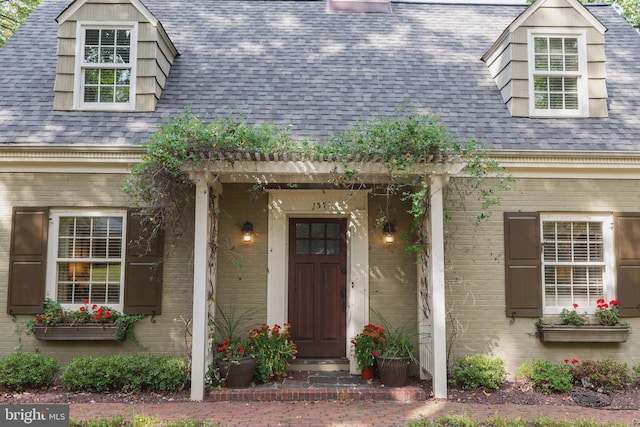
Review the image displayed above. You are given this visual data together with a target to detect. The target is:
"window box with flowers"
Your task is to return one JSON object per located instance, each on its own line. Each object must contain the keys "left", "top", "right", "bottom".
{"left": 536, "top": 300, "right": 631, "bottom": 343}
{"left": 26, "top": 298, "right": 144, "bottom": 343}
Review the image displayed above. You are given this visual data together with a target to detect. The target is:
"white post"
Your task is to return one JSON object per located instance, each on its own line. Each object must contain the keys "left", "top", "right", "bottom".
{"left": 429, "top": 174, "right": 447, "bottom": 399}
{"left": 190, "top": 175, "right": 212, "bottom": 401}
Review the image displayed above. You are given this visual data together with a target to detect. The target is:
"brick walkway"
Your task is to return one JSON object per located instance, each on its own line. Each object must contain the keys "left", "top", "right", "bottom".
{"left": 70, "top": 400, "right": 640, "bottom": 426}
{"left": 66, "top": 371, "right": 640, "bottom": 425}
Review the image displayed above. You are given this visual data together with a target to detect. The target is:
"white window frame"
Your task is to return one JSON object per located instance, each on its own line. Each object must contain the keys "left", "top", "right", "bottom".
{"left": 527, "top": 29, "right": 589, "bottom": 118}
{"left": 540, "top": 213, "right": 614, "bottom": 315}
{"left": 46, "top": 209, "right": 127, "bottom": 312}
{"left": 73, "top": 22, "right": 138, "bottom": 111}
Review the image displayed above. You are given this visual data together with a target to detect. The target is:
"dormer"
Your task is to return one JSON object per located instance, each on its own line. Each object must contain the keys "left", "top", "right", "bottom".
{"left": 482, "top": 0, "right": 608, "bottom": 118}
{"left": 54, "top": 0, "right": 178, "bottom": 112}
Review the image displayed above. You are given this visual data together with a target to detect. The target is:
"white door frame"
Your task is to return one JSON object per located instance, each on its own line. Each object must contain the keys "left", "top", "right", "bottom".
{"left": 267, "top": 189, "right": 369, "bottom": 373}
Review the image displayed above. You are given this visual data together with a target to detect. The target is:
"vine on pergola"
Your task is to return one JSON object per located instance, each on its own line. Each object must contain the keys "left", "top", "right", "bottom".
{"left": 125, "top": 107, "right": 510, "bottom": 320}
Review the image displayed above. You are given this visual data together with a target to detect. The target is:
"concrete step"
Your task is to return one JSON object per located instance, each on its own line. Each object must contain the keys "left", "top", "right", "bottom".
{"left": 288, "top": 358, "right": 349, "bottom": 372}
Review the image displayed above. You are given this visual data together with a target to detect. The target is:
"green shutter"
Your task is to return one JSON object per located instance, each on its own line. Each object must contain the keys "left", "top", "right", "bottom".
{"left": 504, "top": 212, "right": 542, "bottom": 318}
{"left": 7, "top": 207, "right": 48, "bottom": 315}
{"left": 614, "top": 213, "right": 640, "bottom": 317}
{"left": 123, "top": 210, "right": 164, "bottom": 315}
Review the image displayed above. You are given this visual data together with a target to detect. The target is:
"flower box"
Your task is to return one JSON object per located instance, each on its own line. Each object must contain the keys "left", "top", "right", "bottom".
{"left": 536, "top": 324, "right": 630, "bottom": 343}
{"left": 32, "top": 324, "right": 119, "bottom": 341}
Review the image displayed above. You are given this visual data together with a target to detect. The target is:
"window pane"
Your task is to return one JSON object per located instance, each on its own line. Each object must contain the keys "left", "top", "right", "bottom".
{"left": 116, "top": 69, "right": 130, "bottom": 85}
{"left": 326, "top": 240, "right": 339, "bottom": 255}
{"left": 100, "top": 87, "right": 114, "bottom": 103}
{"left": 115, "top": 87, "right": 130, "bottom": 103}
{"left": 84, "top": 47, "right": 99, "bottom": 63}
{"left": 534, "top": 37, "right": 548, "bottom": 53}
{"left": 116, "top": 30, "right": 130, "bottom": 46}
{"left": 565, "top": 55, "right": 578, "bottom": 71}
{"left": 85, "top": 29, "right": 99, "bottom": 46}
{"left": 102, "top": 29, "right": 115, "bottom": 46}
{"left": 311, "top": 239, "right": 324, "bottom": 255}
{"left": 326, "top": 223, "right": 340, "bottom": 238}
{"left": 550, "top": 55, "right": 564, "bottom": 71}
{"left": 295, "top": 239, "right": 309, "bottom": 255}
{"left": 549, "top": 93, "right": 564, "bottom": 109}
{"left": 534, "top": 55, "right": 548, "bottom": 71}
{"left": 311, "top": 223, "right": 324, "bottom": 238}
{"left": 535, "top": 93, "right": 548, "bottom": 109}
{"left": 296, "top": 223, "right": 309, "bottom": 238}
{"left": 115, "top": 47, "right": 130, "bottom": 64}
{"left": 564, "top": 38, "right": 578, "bottom": 54}
{"left": 84, "top": 86, "right": 98, "bottom": 102}
{"left": 549, "top": 38, "right": 563, "bottom": 54}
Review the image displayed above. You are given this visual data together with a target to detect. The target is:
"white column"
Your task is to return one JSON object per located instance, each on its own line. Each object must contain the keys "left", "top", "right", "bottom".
{"left": 348, "top": 208, "right": 369, "bottom": 374}
{"left": 190, "top": 175, "right": 211, "bottom": 401}
{"left": 429, "top": 174, "right": 447, "bottom": 399}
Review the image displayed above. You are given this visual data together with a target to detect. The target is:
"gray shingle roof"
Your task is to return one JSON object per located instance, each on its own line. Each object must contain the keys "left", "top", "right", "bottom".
{"left": 0, "top": 0, "right": 639, "bottom": 151}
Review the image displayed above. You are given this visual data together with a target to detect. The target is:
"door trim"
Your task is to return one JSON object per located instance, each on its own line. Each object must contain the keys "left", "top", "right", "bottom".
{"left": 266, "top": 190, "right": 369, "bottom": 372}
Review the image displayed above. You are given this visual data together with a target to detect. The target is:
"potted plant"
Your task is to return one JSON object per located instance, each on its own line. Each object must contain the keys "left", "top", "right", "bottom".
{"left": 536, "top": 300, "right": 631, "bottom": 343}
{"left": 371, "top": 310, "right": 420, "bottom": 387}
{"left": 26, "top": 298, "right": 143, "bottom": 342}
{"left": 249, "top": 322, "right": 297, "bottom": 383}
{"left": 351, "top": 323, "right": 386, "bottom": 379}
{"left": 208, "top": 303, "right": 257, "bottom": 388}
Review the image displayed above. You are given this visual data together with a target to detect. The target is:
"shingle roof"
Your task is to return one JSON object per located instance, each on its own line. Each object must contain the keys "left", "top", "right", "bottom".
{"left": 0, "top": 0, "right": 639, "bottom": 151}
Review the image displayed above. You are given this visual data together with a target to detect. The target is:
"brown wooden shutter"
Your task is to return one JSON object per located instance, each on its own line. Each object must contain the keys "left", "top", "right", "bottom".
{"left": 7, "top": 207, "right": 49, "bottom": 315}
{"left": 123, "top": 210, "right": 164, "bottom": 315}
{"left": 614, "top": 213, "right": 640, "bottom": 317}
{"left": 504, "top": 212, "right": 542, "bottom": 318}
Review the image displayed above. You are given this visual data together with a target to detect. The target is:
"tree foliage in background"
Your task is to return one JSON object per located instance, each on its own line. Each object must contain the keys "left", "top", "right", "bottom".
{"left": 0, "top": 0, "right": 42, "bottom": 47}
{"left": 528, "top": 0, "right": 639, "bottom": 28}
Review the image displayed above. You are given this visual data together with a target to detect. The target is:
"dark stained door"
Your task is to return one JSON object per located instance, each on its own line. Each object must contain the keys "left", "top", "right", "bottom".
{"left": 288, "top": 218, "right": 347, "bottom": 357}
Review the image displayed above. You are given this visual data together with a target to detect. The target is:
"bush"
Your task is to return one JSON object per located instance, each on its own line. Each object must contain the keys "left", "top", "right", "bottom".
{"left": 518, "top": 360, "right": 573, "bottom": 394}
{"left": 61, "top": 354, "right": 187, "bottom": 392}
{"left": 0, "top": 352, "right": 59, "bottom": 391}
{"left": 571, "top": 359, "right": 634, "bottom": 391}
{"left": 449, "top": 354, "right": 506, "bottom": 391}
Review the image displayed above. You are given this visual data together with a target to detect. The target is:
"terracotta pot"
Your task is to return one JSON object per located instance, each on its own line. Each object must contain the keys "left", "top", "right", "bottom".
{"left": 376, "top": 356, "right": 409, "bottom": 387}
{"left": 361, "top": 366, "right": 375, "bottom": 379}
{"left": 217, "top": 357, "right": 256, "bottom": 388}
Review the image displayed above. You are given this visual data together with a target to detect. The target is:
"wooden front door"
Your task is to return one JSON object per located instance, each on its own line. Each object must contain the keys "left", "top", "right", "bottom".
{"left": 288, "top": 218, "right": 347, "bottom": 357}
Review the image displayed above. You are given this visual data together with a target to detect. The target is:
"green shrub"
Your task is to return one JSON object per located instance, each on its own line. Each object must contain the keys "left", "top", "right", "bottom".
{"left": 61, "top": 354, "right": 187, "bottom": 392}
{"left": 449, "top": 354, "right": 506, "bottom": 391}
{"left": 518, "top": 360, "right": 573, "bottom": 394}
{"left": 0, "top": 352, "right": 59, "bottom": 391}
{"left": 571, "top": 358, "right": 634, "bottom": 391}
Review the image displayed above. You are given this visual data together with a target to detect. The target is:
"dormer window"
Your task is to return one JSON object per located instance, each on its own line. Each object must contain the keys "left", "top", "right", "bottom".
{"left": 528, "top": 30, "right": 588, "bottom": 117}
{"left": 74, "top": 23, "right": 137, "bottom": 110}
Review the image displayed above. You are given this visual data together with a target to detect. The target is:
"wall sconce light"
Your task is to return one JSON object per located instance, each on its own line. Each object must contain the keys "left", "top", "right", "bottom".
{"left": 383, "top": 222, "right": 395, "bottom": 245}
{"left": 241, "top": 221, "right": 254, "bottom": 243}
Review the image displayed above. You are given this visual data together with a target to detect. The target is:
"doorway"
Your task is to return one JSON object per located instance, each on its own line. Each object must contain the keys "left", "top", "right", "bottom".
{"left": 288, "top": 218, "right": 347, "bottom": 357}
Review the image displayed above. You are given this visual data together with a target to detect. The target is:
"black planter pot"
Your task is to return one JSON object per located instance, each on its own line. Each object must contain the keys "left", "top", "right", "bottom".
{"left": 217, "top": 357, "right": 256, "bottom": 388}
{"left": 375, "top": 356, "right": 410, "bottom": 387}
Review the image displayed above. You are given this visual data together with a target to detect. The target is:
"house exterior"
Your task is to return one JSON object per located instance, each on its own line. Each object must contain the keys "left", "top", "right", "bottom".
{"left": 1, "top": 0, "right": 639, "bottom": 402}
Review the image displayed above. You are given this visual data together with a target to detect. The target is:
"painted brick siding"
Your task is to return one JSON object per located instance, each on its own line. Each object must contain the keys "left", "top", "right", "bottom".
{"left": 215, "top": 184, "right": 269, "bottom": 327}
{"left": 445, "top": 177, "right": 640, "bottom": 376}
{"left": 0, "top": 172, "right": 191, "bottom": 364}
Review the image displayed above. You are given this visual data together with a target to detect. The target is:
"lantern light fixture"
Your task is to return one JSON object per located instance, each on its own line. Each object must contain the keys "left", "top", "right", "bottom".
{"left": 241, "top": 221, "right": 254, "bottom": 243}
{"left": 383, "top": 222, "right": 395, "bottom": 245}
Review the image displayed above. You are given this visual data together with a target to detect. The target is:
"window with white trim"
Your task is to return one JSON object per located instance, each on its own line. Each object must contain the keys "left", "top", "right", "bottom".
{"left": 528, "top": 31, "right": 588, "bottom": 117}
{"left": 75, "top": 23, "right": 137, "bottom": 110}
{"left": 46, "top": 210, "right": 127, "bottom": 311}
{"left": 541, "top": 214, "right": 614, "bottom": 314}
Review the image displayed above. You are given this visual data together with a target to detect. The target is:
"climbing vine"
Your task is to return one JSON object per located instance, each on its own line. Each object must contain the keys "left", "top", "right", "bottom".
{"left": 125, "top": 107, "right": 511, "bottom": 326}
